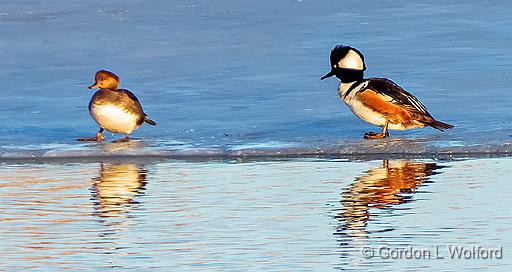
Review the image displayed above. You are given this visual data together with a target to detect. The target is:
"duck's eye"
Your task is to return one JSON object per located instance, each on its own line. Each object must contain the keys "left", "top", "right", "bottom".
{"left": 333, "top": 64, "right": 338, "bottom": 68}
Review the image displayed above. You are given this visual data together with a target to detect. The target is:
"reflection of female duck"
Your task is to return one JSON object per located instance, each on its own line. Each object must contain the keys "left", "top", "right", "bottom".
{"left": 338, "top": 160, "right": 441, "bottom": 233}
{"left": 91, "top": 163, "right": 148, "bottom": 217}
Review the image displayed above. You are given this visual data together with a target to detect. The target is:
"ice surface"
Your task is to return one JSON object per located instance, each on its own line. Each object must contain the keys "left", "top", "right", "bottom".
{"left": 1, "top": 1, "right": 512, "bottom": 159}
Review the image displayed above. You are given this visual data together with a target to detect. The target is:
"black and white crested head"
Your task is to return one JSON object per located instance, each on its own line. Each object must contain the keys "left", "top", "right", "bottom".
{"left": 321, "top": 45, "right": 367, "bottom": 82}
{"left": 330, "top": 45, "right": 366, "bottom": 71}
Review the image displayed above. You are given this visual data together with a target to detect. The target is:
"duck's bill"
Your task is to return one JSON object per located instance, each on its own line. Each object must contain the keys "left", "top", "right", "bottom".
{"left": 321, "top": 70, "right": 335, "bottom": 80}
{"left": 88, "top": 83, "right": 99, "bottom": 89}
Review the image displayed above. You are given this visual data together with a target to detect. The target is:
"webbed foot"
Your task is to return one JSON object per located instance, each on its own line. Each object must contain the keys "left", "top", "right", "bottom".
{"left": 112, "top": 135, "right": 130, "bottom": 143}
{"left": 364, "top": 131, "right": 387, "bottom": 139}
{"left": 77, "top": 132, "right": 105, "bottom": 142}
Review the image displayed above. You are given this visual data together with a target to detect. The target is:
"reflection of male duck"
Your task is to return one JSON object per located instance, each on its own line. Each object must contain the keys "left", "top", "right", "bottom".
{"left": 90, "top": 163, "right": 148, "bottom": 217}
{"left": 337, "top": 160, "right": 442, "bottom": 233}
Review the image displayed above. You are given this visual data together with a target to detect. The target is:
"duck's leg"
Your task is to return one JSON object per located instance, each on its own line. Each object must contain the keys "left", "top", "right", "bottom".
{"left": 77, "top": 128, "right": 105, "bottom": 141}
{"left": 112, "top": 134, "right": 130, "bottom": 143}
{"left": 364, "top": 122, "right": 389, "bottom": 139}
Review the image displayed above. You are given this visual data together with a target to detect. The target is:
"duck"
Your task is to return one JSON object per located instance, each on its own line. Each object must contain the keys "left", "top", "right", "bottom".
{"left": 78, "top": 70, "right": 156, "bottom": 142}
{"left": 321, "top": 45, "right": 453, "bottom": 139}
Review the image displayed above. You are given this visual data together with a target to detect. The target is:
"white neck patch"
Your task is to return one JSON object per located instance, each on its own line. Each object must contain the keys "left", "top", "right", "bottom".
{"left": 339, "top": 81, "right": 368, "bottom": 100}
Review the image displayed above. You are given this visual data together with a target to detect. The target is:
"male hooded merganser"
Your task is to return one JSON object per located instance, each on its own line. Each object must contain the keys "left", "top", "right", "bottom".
{"left": 78, "top": 70, "right": 156, "bottom": 142}
{"left": 321, "top": 45, "right": 453, "bottom": 139}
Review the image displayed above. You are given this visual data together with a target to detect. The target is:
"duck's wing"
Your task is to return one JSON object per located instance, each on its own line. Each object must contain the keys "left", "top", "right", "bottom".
{"left": 118, "top": 89, "right": 146, "bottom": 115}
{"left": 120, "top": 89, "right": 158, "bottom": 126}
{"left": 354, "top": 78, "right": 453, "bottom": 130}
{"left": 357, "top": 78, "right": 433, "bottom": 117}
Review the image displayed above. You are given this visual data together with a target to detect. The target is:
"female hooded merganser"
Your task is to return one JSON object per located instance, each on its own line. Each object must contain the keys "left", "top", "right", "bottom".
{"left": 321, "top": 45, "right": 453, "bottom": 139}
{"left": 78, "top": 70, "right": 156, "bottom": 142}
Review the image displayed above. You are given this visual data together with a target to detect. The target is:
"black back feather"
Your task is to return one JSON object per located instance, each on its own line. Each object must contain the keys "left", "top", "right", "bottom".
{"left": 365, "top": 78, "right": 431, "bottom": 116}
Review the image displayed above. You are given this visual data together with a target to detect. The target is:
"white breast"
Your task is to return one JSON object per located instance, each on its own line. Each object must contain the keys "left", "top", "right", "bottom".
{"left": 339, "top": 81, "right": 387, "bottom": 127}
{"left": 347, "top": 99, "right": 387, "bottom": 127}
{"left": 338, "top": 82, "right": 423, "bottom": 130}
{"left": 90, "top": 104, "right": 140, "bottom": 134}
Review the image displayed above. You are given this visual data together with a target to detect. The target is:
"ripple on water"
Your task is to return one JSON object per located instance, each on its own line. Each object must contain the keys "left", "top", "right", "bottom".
{"left": 0, "top": 159, "right": 511, "bottom": 270}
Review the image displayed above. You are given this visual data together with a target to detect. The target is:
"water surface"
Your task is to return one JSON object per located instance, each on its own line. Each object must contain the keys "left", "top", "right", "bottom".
{"left": 1, "top": 1, "right": 512, "bottom": 157}
{"left": 1, "top": 158, "right": 510, "bottom": 271}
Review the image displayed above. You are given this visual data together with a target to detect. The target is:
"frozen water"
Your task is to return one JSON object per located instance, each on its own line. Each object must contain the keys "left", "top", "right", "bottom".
{"left": 1, "top": 0, "right": 512, "bottom": 159}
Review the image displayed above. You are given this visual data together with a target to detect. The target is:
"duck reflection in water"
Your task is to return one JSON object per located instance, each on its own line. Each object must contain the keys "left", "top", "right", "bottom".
{"left": 336, "top": 160, "right": 443, "bottom": 236}
{"left": 90, "top": 163, "right": 148, "bottom": 218}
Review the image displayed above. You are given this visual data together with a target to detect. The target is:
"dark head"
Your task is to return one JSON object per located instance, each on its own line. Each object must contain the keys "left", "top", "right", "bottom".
{"left": 88, "top": 70, "right": 120, "bottom": 90}
{"left": 321, "top": 45, "right": 366, "bottom": 83}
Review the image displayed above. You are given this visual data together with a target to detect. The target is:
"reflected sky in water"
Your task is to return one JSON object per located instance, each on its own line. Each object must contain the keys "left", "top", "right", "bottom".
{"left": 0, "top": 159, "right": 511, "bottom": 271}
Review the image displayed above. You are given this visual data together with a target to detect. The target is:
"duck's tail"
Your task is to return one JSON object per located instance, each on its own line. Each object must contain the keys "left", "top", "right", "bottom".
{"left": 425, "top": 119, "right": 453, "bottom": 131}
{"left": 144, "top": 117, "right": 157, "bottom": 126}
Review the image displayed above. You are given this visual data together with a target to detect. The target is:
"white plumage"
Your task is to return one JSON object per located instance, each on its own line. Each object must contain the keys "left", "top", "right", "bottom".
{"left": 90, "top": 104, "right": 140, "bottom": 134}
{"left": 339, "top": 82, "right": 425, "bottom": 130}
{"left": 337, "top": 49, "right": 365, "bottom": 70}
{"left": 322, "top": 45, "right": 453, "bottom": 138}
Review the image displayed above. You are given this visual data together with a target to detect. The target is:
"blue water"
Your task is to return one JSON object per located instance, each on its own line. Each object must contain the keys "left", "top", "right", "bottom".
{"left": 0, "top": 158, "right": 510, "bottom": 271}
{"left": 1, "top": 2, "right": 512, "bottom": 270}
{"left": 1, "top": 0, "right": 512, "bottom": 158}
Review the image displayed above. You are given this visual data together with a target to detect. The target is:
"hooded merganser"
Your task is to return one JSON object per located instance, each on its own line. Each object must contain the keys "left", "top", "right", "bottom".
{"left": 321, "top": 45, "right": 453, "bottom": 139}
{"left": 77, "top": 70, "right": 156, "bottom": 142}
